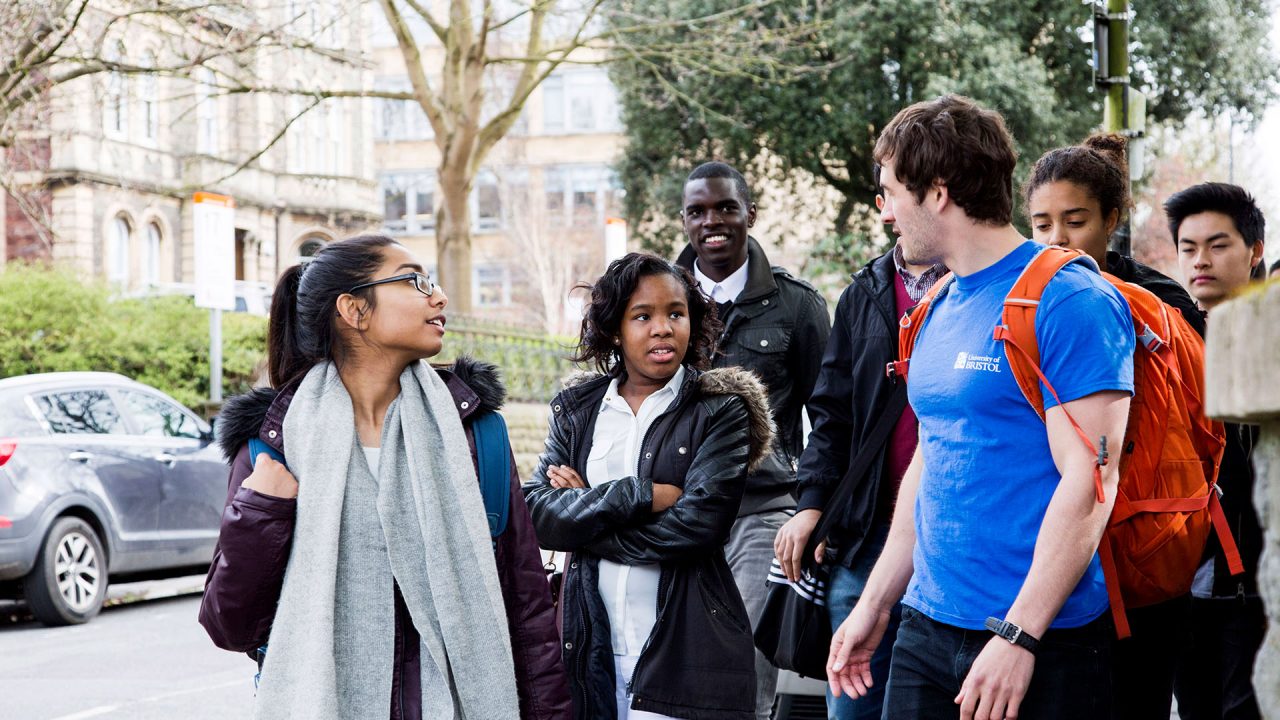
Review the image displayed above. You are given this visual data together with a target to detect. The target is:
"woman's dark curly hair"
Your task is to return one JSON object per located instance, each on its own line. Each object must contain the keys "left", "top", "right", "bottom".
{"left": 573, "top": 252, "right": 721, "bottom": 375}
{"left": 1023, "top": 133, "right": 1131, "bottom": 223}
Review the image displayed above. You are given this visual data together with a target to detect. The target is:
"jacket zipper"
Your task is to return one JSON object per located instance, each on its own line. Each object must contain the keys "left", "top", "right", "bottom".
{"left": 625, "top": 568, "right": 677, "bottom": 697}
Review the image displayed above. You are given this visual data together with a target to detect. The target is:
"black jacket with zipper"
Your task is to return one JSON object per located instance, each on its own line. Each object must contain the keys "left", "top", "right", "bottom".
{"left": 794, "top": 252, "right": 904, "bottom": 567}
{"left": 523, "top": 366, "right": 774, "bottom": 720}
{"left": 675, "top": 238, "right": 830, "bottom": 517}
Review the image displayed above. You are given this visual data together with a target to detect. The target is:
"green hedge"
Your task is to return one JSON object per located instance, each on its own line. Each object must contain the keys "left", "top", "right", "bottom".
{"left": 0, "top": 264, "right": 266, "bottom": 410}
{"left": 0, "top": 265, "right": 580, "bottom": 409}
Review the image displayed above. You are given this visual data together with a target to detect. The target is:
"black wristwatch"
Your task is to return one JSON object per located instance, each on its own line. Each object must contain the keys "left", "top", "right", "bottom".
{"left": 984, "top": 617, "right": 1040, "bottom": 655}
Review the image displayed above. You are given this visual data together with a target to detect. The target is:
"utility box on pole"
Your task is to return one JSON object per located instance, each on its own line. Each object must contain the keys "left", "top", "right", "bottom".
{"left": 193, "top": 191, "right": 236, "bottom": 404}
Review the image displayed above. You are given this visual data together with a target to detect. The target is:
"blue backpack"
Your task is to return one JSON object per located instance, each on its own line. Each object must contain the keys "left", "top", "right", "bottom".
{"left": 247, "top": 411, "right": 512, "bottom": 684}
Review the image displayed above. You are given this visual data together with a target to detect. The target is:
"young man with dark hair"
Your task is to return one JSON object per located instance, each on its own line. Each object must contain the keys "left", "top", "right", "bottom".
{"left": 776, "top": 166, "right": 946, "bottom": 720}
{"left": 675, "top": 161, "right": 830, "bottom": 720}
{"left": 1166, "top": 182, "right": 1267, "bottom": 720}
{"left": 827, "top": 95, "right": 1134, "bottom": 719}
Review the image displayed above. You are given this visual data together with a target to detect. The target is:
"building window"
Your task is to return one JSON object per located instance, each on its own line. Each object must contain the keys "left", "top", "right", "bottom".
{"left": 144, "top": 223, "right": 162, "bottom": 285}
{"left": 474, "top": 171, "right": 501, "bottom": 231}
{"left": 103, "top": 43, "right": 128, "bottom": 139}
{"left": 299, "top": 236, "right": 327, "bottom": 258}
{"left": 379, "top": 173, "right": 435, "bottom": 234}
{"left": 545, "top": 167, "right": 566, "bottom": 225}
{"left": 374, "top": 76, "right": 433, "bottom": 141}
{"left": 139, "top": 53, "right": 159, "bottom": 143}
{"left": 196, "top": 68, "right": 219, "bottom": 155}
{"left": 544, "top": 165, "right": 616, "bottom": 228}
{"left": 540, "top": 69, "right": 618, "bottom": 135}
{"left": 108, "top": 216, "right": 131, "bottom": 286}
{"left": 541, "top": 76, "right": 564, "bottom": 133}
{"left": 474, "top": 264, "right": 511, "bottom": 307}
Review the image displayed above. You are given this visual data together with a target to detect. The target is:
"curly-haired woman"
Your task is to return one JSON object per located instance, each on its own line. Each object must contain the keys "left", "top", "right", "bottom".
{"left": 524, "top": 252, "right": 774, "bottom": 720}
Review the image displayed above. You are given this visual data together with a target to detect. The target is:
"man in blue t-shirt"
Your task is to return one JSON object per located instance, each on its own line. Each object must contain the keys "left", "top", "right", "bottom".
{"left": 826, "top": 95, "right": 1135, "bottom": 720}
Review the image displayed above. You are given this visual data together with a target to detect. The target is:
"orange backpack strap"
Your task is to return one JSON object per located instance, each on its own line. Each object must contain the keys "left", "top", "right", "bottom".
{"left": 995, "top": 247, "right": 1109, "bottom": 502}
{"left": 888, "top": 272, "right": 954, "bottom": 383}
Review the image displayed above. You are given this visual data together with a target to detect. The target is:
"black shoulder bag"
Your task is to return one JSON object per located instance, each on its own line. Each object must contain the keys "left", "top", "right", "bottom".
{"left": 753, "top": 383, "right": 909, "bottom": 679}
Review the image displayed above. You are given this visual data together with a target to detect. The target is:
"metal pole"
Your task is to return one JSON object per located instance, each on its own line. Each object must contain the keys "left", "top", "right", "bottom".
{"left": 1105, "top": 0, "right": 1132, "bottom": 256}
{"left": 210, "top": 308, "right": 223, "bottom": 404}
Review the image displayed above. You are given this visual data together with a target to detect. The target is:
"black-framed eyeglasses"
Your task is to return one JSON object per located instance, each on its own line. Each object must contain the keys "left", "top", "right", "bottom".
{"left": 348, "top": 272, "right": 436, "bottom": 297}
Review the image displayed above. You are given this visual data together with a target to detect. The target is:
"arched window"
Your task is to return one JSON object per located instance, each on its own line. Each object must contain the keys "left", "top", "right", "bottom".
{"left": 108, "top": 216, "right": 131, "bottom": 285}
{"left": 299, "top": 237, "right": 326, "bottom": 258}
{"left": 144, "top": 223, "right": 163, "bottom": 285}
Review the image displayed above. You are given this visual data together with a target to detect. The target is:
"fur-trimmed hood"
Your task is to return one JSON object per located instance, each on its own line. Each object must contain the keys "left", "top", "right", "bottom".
{"left": 556, "top": 366, "right": 775, "bottom": 473}
{"left": 215, "top": 356, "right": 506, "bottom": 462}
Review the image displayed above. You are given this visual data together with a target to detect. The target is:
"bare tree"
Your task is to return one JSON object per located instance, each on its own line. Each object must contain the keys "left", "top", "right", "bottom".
{"left": 496, "top": 172, "right": 595, "bottom": 335}
{"left": 374, "top": 0, "right": 814, "bottom": 313}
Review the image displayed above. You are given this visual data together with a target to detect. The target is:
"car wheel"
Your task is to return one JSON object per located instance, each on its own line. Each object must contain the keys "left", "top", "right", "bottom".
{"left": 24, "top": 517, "right": 107, "bottom": 626}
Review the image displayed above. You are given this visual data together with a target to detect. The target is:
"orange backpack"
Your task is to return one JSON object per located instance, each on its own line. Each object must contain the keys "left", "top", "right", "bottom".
{"left": 889, "top": 246, "right": 1240, "bottom": 638}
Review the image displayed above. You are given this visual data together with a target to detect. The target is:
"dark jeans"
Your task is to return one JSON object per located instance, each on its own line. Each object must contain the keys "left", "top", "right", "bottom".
{"left": 883, "top": 606, "right": 1113, "bottom": 720}
{"left": 1173, "top": 595, "right": 1265, "bottom": 720}
{"left": 1112, "top": 594, "right": 1192, "bottom": 720}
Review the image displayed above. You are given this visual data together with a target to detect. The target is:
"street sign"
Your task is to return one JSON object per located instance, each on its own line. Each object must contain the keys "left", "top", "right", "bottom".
{"left": 193, "top": 191, "right": 236, "bottom": 311}
{"left": 605, "top": 216, "right": 627, "bottom": 264}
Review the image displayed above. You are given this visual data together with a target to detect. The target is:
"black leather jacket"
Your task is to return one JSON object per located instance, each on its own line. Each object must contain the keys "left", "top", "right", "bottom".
{"left": 523, "top": 367, "right": 774, "bottom": 720}
{"left": 795, "top": 252, "right": 905, "bottom": 567}
{"left": 676, "top": 238, "right": 830, "bottom": 516}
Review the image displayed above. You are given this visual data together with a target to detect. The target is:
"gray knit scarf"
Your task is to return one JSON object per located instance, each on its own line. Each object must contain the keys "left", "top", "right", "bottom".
{"left": 253, "top": 361, "right": 518, "bottom": 720}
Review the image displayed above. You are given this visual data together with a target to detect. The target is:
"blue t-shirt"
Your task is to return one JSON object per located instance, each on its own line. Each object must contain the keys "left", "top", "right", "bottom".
{"left": 903, "top": 240, "right": 1135, "bottom": 630}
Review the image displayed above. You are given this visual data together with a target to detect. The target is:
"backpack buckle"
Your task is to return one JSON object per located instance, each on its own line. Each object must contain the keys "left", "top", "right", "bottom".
{"left": 885, "top": 360, "right": 908, "bottom": 382}
{"left": 1097, "top": 435, "right": 1109, "bottom": 467}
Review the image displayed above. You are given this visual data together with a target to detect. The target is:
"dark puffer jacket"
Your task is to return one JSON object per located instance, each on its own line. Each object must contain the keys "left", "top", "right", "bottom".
{"left": 198, "top": 358, "right": 572, "bottom": 720}
{"left": 523, "top": 367, "right": 775, "bottom": 720}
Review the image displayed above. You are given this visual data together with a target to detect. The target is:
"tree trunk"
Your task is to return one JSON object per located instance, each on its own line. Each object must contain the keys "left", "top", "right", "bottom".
{"left": 437, "top": 164, "right": 472, "bottom": 314}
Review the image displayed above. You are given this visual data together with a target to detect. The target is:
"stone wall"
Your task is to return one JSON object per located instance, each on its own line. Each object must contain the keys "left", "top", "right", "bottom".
{"left": 1204, "top": 281, "right": 1280, "bottom": 717}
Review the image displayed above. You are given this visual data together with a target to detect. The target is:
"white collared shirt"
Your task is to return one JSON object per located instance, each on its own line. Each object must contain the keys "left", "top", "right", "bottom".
{"left": 693, "top": 258, "right": 749, "bottom": 304}
{"left": 591, "top": 365, "right": 685, "bottom": 657}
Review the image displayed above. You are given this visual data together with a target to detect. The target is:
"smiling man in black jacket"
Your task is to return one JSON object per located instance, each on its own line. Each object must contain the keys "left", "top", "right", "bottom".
{"left": 674, "top": 161, "right": 830, "bottom": 720}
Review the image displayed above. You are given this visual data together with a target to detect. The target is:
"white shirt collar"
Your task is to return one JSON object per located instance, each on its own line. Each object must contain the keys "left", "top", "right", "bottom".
{"left": 602, "top": 365, "right": 686, "bottom": 412}
{"left": 693, "top": 258, "right": 749, "bottom": 304}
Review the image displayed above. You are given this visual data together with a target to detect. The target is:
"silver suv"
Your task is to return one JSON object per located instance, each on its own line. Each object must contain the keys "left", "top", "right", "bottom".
{"left": 0, "top": 373, "right": 226, "bottom": 625}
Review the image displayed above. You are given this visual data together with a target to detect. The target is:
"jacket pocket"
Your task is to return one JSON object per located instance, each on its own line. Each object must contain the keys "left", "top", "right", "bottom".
{"left": 696, "top": 569, "right": 751, "bottom": 634}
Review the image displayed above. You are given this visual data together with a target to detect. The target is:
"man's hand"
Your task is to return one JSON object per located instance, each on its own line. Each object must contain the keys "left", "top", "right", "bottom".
{"left": 547, "top": 465, "right": 586, "bottom": 489}
{"left": 243, "top": 455, "right": 298, "bottom": 499}
{"left": 652, "top": 483, "right": 682, "bottom": 512}
{"left": 955, "top": 637, "right": 1035, "bottom": 720}
{"left": 827, "top": 600, "right": 892, "bottom": 699}
{"left": 774, "top": 508, "right": 824, "bottom": 581}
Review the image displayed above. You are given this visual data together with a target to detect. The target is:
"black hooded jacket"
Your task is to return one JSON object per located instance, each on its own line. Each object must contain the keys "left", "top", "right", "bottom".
{"left": 523, "top": 366, "right": 774, "bottom": 720}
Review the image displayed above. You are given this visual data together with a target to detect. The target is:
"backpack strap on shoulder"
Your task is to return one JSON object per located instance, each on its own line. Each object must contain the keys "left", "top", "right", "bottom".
{"left": 994, "top": 246, "right": 1108, "bottom": 504}
{"left": 888, "top": 272, "right": 955, "bottom": 383}
{"left": 471, "top": 411, "right": 512, "bottom": 541}
{"left": 247, "top": 437, "right": 286, "bottom": 468}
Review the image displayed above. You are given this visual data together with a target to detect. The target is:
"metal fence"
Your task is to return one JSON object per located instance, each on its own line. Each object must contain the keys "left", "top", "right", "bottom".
{"left": 434, "top": 315, "right": 580, "bottom": 404}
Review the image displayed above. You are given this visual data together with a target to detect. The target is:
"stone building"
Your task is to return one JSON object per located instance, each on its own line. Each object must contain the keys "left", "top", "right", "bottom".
{"left": 1, "top": 2, "right": 381, "bottom": 300}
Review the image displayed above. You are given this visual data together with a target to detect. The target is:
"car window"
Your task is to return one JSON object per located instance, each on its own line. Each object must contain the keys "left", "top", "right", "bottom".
{"left": 34, "top": 391, "right": 126, "bottom": 435}
{"left": 119, "top": 391, "right": 204, "bottom": 439}
{"left": 0, "top": 395, "right": 45, "bottom": 436}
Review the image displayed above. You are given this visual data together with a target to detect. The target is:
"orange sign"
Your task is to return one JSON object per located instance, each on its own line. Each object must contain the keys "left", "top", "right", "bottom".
{"left": 193, "top": 191, "right": 235, "bottom": 208}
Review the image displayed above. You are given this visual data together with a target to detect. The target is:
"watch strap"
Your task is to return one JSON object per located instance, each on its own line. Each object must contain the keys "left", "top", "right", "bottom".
{"left": 984, "top": 616, "right": 1039, "bottom": 655}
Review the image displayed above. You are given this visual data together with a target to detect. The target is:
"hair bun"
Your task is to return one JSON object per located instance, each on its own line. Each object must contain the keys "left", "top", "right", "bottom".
{"left": 1084, "top": 133, "right": 1128, "bottom": 173}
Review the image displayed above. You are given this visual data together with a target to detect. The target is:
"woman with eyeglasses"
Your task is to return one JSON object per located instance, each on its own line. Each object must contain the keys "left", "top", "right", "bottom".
{"left": 199, "top": 235, "right": 571, "bottom": 720}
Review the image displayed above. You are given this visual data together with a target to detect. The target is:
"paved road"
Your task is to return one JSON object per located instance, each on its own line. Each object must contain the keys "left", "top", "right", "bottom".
{"left": 0, "top": 582, "right": 253, "bottom": 720}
